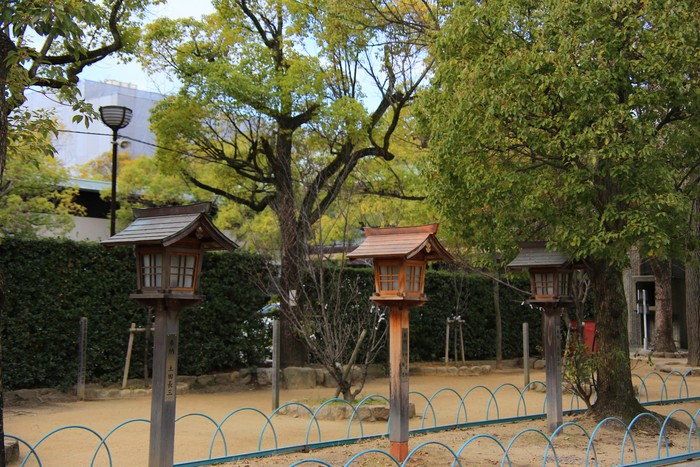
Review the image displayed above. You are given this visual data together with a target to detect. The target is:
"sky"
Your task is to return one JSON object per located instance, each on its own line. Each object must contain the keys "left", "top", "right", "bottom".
{"left": 78, "top": 0, "right": 215, "bottom": 94}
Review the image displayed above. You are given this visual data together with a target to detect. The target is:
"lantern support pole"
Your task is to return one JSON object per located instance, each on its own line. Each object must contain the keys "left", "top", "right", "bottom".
{"left": 149, "top": 300, "right": 180, "bottom": 467}
{"left": 543, "top": 304, "right": 563, "bottom": 432}
{"left": 389, "top": 305, "right": 410, "bottom": 462}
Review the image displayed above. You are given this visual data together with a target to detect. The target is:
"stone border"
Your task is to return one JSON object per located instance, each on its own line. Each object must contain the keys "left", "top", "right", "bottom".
{"left": 278, "top": 402, "right": 416, "bottom": 421}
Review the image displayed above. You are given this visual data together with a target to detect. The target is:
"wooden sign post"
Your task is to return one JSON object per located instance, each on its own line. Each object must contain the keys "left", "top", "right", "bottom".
{"left": 102, "top": 203, "right": 237, "bottom": 467}
{"left": 148, "top": 302, "right": 180, "bottom": 466}
{"left": 348, "top": 224, "right": 452, "bottom": 461}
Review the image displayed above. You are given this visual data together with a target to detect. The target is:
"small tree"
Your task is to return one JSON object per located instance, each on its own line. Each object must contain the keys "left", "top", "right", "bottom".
{"left": 563, "top": 337, "right": 598, "bottom": 410}
{"left": 283, "top": 201, "right": 387, "bottom": 402}
{"left": 563, "top": 271, "right": 596, "bottom": 408}
{"left": 295, "top": 266, "right": 387, "bottom": 401}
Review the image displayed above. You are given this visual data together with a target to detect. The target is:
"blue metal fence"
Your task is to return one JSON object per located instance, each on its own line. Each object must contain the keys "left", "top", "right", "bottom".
{"left": 5, "top": 369, "right": 699, "bottom": 466}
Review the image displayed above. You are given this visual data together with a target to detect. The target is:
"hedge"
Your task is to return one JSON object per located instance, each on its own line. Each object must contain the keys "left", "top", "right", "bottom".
{"left": 0, "top": 239, "right": 269, "bottom": 390}
{"left": 0, "top": 239, "right": 541, "bottom": 390}
{"left": 341, "top": 268, "right": 542, "bottom": 364}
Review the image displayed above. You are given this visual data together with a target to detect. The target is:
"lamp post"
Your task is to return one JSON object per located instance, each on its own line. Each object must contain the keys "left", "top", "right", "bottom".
{"left": 99, "top": 105, "right": 132, "bottom": 236}
{"left": 507, "top": 241, "right": 575, "bottom": 432}
{"left": 102, "top": 203, "right": 237, "bottom": 467}
{"left": 348, "top": 224, "right": 452, "bottom": 461}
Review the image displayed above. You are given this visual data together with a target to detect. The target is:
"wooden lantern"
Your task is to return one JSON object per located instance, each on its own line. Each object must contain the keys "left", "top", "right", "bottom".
{"left": 102, "top": 203, "right": 237, "bottom": 304}
{"left": 507, "top": 242, "right": 574, "bottom": 305}
{"left": 348, "top": 224, "right": 452, "bottom": 307}
{"left": 102, "top": 202, "right": 236, "bottom": 467}
{"left": 348, "top": 224, "right": 452, "bottom": 461}
{"left": 507, "top": 241, "right": 576, "bottom": 433}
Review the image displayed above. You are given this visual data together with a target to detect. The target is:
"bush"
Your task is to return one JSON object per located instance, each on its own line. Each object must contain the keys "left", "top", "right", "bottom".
{"left": 343, "top": 267, "right": 542, "bottom": 364}
{"left": 0, "top": 239, "right": 541, "bottom": 390}
{"left": 0, "top": 239, "right": 269, "bottom": 389}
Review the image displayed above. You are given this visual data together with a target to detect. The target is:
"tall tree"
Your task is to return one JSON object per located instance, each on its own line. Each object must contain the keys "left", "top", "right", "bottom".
{"left": 141, "top": 0, "right": 438, "bottom": 366}
{"left": 687, "top": 198, "right": 700, "bottom": 366}
{"left": 671, "top": 120, "right": 700, "bottom": 366}
{"left": 0, "top": 1, "right": 152, "bottom": 463}
{"left": 423, "top": 0, "right": 699, "bottom": 421}
{"left": 648, "top": 257, "right": 676, "bottom": 353}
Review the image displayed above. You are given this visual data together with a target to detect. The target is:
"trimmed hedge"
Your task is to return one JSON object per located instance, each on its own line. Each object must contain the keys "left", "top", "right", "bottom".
{"left": 0, "top": 239, "right": 541, "bottom": 390}
{"left": 412, "top": 269, "right": 541, "bottom": 361}
{"left": 0, "top": 239, "right": 269, "bottom": 390}
{"left": 343, "top": 268, "right": 541, "bottom": 363}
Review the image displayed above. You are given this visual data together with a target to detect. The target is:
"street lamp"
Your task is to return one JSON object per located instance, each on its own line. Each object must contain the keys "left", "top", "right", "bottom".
{"left": 507, "top": 241, "right": 575, "bottom": 432}
{"left": 348, "top": 224, "right": 452, "bottom": 461}
{"left": 102, "top": 202, "right": 237, "bottom": 467}
{"left": 99, "top": 105, "right": 133, "bottom": 236}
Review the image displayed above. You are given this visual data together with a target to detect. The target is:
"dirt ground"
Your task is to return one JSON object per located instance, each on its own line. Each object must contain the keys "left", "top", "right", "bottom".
{"left": 5, "top": 359, "right": 700, "bottom": 466}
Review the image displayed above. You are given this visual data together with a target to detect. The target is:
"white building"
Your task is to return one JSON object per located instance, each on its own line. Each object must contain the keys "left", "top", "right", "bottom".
{"left": 23, "top": 79, "right": 166, "bottom": 241}
{"left": 24, "top": 79, "right": 165, "bottom": 168}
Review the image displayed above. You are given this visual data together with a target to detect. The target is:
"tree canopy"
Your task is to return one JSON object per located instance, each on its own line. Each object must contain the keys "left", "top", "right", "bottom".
{"left": 423, "top": 0, "right": 699, "bottom": 420}
{"left": 140, "top": 0, "right": 438, "bottom": 365}
{"left": 0, "top": 110, "right": 83, "bottom": 237}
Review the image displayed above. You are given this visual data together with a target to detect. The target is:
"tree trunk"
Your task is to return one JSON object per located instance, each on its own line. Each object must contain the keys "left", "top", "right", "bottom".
{"left": 1, "top": 31, "right": 12, "bottom": 467}
{"left": 1, "top": 32, "right": 11, "bottom": 192}
{"left": 275, "top": 186, "right": 310, "bottom": 368}
{"left": 649, "top": 257, "right": 676, "bottom": 353}
{"left": 588, "top": 258, "right": 646, "bottom": 422}
{"left": 0, "top": 274, "right": 5, "bottom": 467}
{"left": 686, "top": 199, "right": 700, "bottom": 367}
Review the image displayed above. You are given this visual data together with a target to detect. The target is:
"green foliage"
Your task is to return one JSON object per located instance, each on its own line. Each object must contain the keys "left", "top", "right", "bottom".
{"left": 0, "top": 238, "right": 539, "bottom": 389}
{"left": 423, "top": 0, "right": 699, "bottom": 267}
{"left": 0, "top": 239, "right": 140, "bottom": 389}
{"left": 422, "top": 0, "right": 699, "bottom": 415}
{"left": 1, "top": 111, "right": 84, "bottom": 237}
{"left": 343, "top": 267, "right": 540, "bottom": 363}
{"left": 411, "top": 270, "right": 540, "bottom": 362}
{"left": 0, "top": 239, "right": 270, "bottom": 390}
{"left": 179, "top": 251, "right": 271, "bottom": 374}
{"left": 563, "top": 335, "right": 599, "bottom": 409}
{"left": 139, "top": 1, "right": 432, "bottom": 250}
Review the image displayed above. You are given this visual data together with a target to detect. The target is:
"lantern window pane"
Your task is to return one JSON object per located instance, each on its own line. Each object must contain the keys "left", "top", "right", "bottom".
{"left": 533, "top": 272, "right": 554, "bottom": 296}
{"left": 379, "top": 265, "right": 400, "bottom": 291}
{"left": 170, "top": 254, "right": 197, "bottom": 289}
{"left": 558, "top": 272, "right": 570, "bottom": 296}
{"left": 407, "top": 265, "right": 423, "bottom": 292}
{"left": 142, "top": 254, "right": 163, "bottom": 288}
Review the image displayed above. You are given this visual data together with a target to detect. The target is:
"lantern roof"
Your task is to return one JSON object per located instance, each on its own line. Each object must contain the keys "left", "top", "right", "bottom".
{"left": 347, "top": 224, "right": 452, "bottom": 261}
{"left": 507, "top": 242, "right": 570, "bottom": 270}
{"left": 101, "top": 202, "right": 237, "bottom": 250}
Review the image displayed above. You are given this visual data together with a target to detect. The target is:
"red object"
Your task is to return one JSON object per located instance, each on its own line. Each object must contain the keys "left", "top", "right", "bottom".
{"left": 570, "top": 320, "right": 597, "bottom": 353}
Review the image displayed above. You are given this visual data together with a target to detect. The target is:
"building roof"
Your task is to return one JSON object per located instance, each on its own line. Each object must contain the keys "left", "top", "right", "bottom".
{"left": 507, "top": 242, "right": 570, "bottom": 269}
{"left": 101, "top": 202, "right": 237, "bottom": 251}
{"left": 347, "top": 224, "right": 453, "bottom": 261}
{"left": 69, "top": 178, "right": 111, "bottom": 192}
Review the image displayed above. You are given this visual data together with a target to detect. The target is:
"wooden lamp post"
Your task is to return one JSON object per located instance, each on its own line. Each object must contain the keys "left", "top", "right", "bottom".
{"left": 507, "top": 241, "right": 574, "bottom": 432}
{"left": 348, "top": 224, "right": 452, "bottom": 461}
{"left": 102, "top": 203, "right": 237, "bottom": 467}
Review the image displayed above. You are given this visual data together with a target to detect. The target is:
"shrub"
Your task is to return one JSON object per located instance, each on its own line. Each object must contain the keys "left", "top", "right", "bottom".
{"left": 0, "top": 239, "right": 269, "bottom": 389}
{"left": 0, "top": 239, "right": 540, "bottom": 389}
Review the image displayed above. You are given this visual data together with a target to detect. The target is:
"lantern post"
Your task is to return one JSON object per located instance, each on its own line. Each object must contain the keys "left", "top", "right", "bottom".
{"left": 102, "top": 203, "right": 237, "bottom": 467}
{"left": 507, "top": 242, "right": 575, "bottom": 432}
{"left": 348, "top": 225, "right": 452, "bottom": 461}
